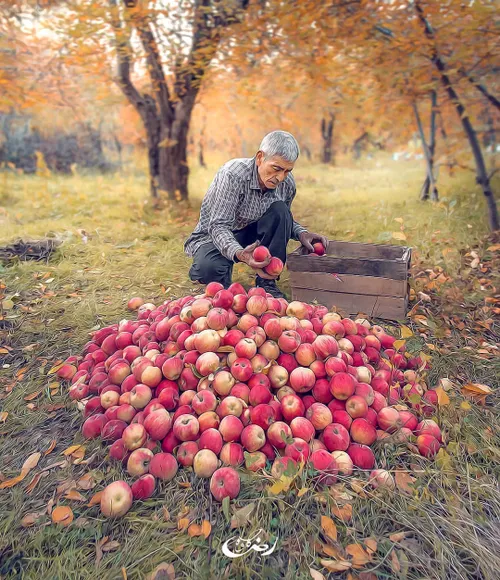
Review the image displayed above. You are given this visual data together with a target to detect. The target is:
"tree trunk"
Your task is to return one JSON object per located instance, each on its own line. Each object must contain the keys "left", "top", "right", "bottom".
{"left": 321, "top": 113, "right": 335, "bottom": 164}
{"left": 352, "top": 131, "right": 368, "bottom": 160}
{"left": 416, "top": 1, "right": 499, "bottom": 231}
{"left": 109, "top": 0, "right": 249, "bottom": 201}
{"left": 413, "top": 92, "right": 438, "bottom": 201}
{"left": 199, "top": 117, "right": 206, "bottom": 168}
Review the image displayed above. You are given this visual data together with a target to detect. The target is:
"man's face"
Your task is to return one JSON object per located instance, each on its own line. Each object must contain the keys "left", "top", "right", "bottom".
{"left": 256, "top": 152, "right": 295, "bottom": 190}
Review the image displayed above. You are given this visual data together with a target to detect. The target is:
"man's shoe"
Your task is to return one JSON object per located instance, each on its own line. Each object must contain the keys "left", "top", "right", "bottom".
{"left": 255, "top": 276, "right": 286, "bottom": 299}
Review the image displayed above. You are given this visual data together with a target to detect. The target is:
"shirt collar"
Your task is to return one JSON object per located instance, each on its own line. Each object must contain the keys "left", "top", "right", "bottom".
{"left": 249, "top": 157, "right": 262, "bottom": 191}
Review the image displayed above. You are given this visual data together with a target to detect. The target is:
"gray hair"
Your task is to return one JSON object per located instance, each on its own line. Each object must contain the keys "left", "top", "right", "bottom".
{"left": 258, "top": 131, "right": 300, "bottom": 163}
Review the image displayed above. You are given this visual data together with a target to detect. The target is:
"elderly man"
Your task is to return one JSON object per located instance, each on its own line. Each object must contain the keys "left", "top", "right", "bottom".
{"left": 184, "top": 130, "right": 327, "bottom": 298}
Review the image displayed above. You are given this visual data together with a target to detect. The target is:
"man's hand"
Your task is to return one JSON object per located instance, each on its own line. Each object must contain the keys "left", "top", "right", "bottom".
{"left": 299, "top": 231, "right": 329, "bottom": 253}
{"left": 235, "top": 241, "right": 277, "bottom": 280}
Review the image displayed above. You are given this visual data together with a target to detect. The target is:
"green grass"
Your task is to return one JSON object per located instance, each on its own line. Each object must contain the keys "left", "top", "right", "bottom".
{"left": 0, "top": 157, "right": 498, "bottom": 579}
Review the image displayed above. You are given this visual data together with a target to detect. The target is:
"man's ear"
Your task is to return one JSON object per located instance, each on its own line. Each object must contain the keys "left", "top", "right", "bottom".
{"left": 256, "top": 151, "right": 264, "bottom": 166}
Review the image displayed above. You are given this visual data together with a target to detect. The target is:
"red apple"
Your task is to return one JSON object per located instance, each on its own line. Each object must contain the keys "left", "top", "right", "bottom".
{"left": 347, "top": 443, "right": 375, "bottom": 470}
{"left": 219, "top": 415, "right": 244, "bottom": 442}
{"left": 322, "top": 423, "right": 350, "bottom": 451}
{"left": 210, "top": 467, "right": 241, "bottom": 501}
{"left": 127, "top": 447, "right": 154, "bottom": 477}
{"left": 290, "top": 417, "right": 315, "bottom": 442}
{"left": 149, "top": 452, "right": 178, "bottom": 480}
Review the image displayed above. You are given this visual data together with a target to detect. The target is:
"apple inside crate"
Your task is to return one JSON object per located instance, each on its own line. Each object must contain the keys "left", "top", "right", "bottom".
{"left": 287, "top": 241, "right": 411, "bottom": 321}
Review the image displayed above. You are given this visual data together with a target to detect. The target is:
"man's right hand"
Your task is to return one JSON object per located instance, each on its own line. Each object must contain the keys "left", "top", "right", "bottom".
{"left": 235, "top": 241, "right": 277, "bottom": 280}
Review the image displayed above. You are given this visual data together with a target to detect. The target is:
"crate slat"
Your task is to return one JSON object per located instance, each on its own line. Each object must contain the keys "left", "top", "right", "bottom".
{"left": 293, "top": 240, "right": 409, "bottom": 261}
{"left": 291, "top": 287, "right": 407, "bottom": 320}
{"left": 286, "top": 253, "right": 409, "bottom": 280}
{"left": 289, "top": 271, "right": 407, "bottom": 298}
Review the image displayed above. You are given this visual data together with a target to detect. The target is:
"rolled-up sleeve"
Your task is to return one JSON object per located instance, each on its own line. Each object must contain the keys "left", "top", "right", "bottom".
{"left": 284, "top": 179, "right": 307, "bottom": 240}
{"left": 206, "top": 170, "right": 244, "bottom": 261}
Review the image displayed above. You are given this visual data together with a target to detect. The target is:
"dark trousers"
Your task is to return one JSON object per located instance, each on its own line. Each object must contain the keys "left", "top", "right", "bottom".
{"left": 189, "top": 201, "right": 293, "bottom": 288}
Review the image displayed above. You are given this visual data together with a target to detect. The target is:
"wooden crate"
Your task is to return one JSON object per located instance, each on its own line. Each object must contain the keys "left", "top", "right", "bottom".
{"left": 287, "top": 241, "right": 411, "bottom": 320}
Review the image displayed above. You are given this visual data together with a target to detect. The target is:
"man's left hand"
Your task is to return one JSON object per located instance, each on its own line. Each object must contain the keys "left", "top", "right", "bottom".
{"left": 299, "top": 231, "right": 329, "bottom": 253}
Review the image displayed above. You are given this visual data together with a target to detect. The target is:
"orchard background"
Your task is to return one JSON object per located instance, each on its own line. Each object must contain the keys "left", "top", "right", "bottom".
{"left": 0, "top": 1, "right": 499, "bottom": 579}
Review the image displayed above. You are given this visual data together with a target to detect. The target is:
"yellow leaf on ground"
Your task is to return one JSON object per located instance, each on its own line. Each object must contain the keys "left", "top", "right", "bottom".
{"left": 268, "top": 475, "right": 294, "bottom": 495}
{"left": 392, "top": 232, "right": 407, "bottom": 241}
{"left": 44, "top": 440, "right": 57, "bottom": 455}
{"left": 321, "top": 515, "right": 338, "bottom": 542}
{"left": 400, "top": 325, "right": 413, "bottom": 339}
{"left": 391, "top": 549, "right": 401, "bottom": 573}
{"left": 177, "top": 517, "right": 190, "bottom": 531}
{"left": 51, "top": 505, "right": 74, "bottom": 526}
{"left": 332, "top": 504, "right": 352, "bottom": 522}
{"left": 462, "top": 383, "right": 492, "bottom": 396}
{"left": 201, "top": 519, "right": 211, "bottom": 538}
{"left": 309, "top": 569, "right": 326, "bottom": 580}
{"left": 346, "top": 544, "right": 372, "bottom": 567}
{"left": 393, "top": 339, "right": 406, "bottom": 351}
{"left": 188, "top": 523, "right": 203, "bottom": 537}
{"left": 47, "top": 362, "right": 64, "bottom": 375}
{"left": 87, "top": 491, "right": 103, "bottom": 507}
{"left": 363, "top": 537, "right": 377, "bottom": 555}
{"left": 320, "top": 559, "right": 352, "bottom": 573}
{"left": 0, "top": 412, "right": 7, "bottom": 423}
{"left": 394, "top": 471, "right": 416, "bottom": 494}
{"left": 321, "top": 544, "right": 344, "bottom": 559}
{"left": 62, "top": 445, "right": 82, "bottom": 456}
{"left": 460, "top": 401, "right": 472, "bottom": 411}
{"left": 298, "top": 487, "right": 309, "bottom": 497}
{"left": 434, "top": 386, "right": 450, "bottom": 406}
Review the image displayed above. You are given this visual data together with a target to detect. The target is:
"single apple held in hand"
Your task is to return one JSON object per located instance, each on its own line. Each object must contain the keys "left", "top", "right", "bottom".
{"left": 253, "top": 245, "right": 271, "bottom": 262}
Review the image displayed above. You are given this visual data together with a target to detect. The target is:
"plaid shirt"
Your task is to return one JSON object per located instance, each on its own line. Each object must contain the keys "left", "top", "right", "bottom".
{"left": 184, "top": 156, "right": 307, "bottom": 261}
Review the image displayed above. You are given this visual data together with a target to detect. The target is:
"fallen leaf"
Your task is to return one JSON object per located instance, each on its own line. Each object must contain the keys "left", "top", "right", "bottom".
{"left": 394, "top": 471, "right": 415, "bottom": 494}
{"left": 62, "top": 445, "right": 82, "bottom": 456}
{"left": 47, "top": 362, "right": 64, "bottom": 375}
{"left": 460, "top": 401, "right": 472, "bottom": 411}
{"left": 268, "top": 475, "right": 294, "bottom": 495}
{"left": 0, "top": 412, "right": 8, "bottom": 423}
{"left": 230, "top": 502, "right": 255, "bottom": 528}
{"left": 363, "top": 537, "right": 377, "bottom": 555}
{"left": 321, "top": 544, "right": 344, "bottom": 559}
{"left": 400, "top": 325, "right": 413, "bottom": 339}
{"left": 332, "top": 504, "right": 352, "bottom": 522}
{"left": 51, "top": 505, "right": 74, "bottom": 526}
{"left": 389, "top": 531, "right": 407, "bottom": 542}
{"left": 21, "top": 512, "right": 44, "bottom": 527}
{"left": 201, "top": 519, "right": 211, "bottom": 538}
{"left": 438, "top": 378, "right": 454, "bottom": 391}
{"left": 392, "top": 232, "right": 407, "bottom": 241}
{"left": 24, "top": 391, "right": 42, "bottom": 401}
{"left": 309, "top": 569, "right": 326, "bottom": 580}
{"left": 320, "top": 559, "right": 352, "bottom": 572}
{"left": 297, "top": 487, "right": 309, "bottom": 497}
{"left": 346, "top": 544, "right": 371, "bottom": 567}
{"left": 44, "top": 440, "right": 57, "bottom": 455}
{"left": 87, "top": 491, "right": 103, "bottom": 507}
{"left": 391, "top": 549, "right": 401, "bottom": 573}
{"left": 101, "top": 540, "right": 120, "bottom": 552}
{"left": 393, "top": 339, "right": 406, "bottom": 351}
{"left": 26, "top": 472, "right": 45, "bottom": 494}
{"left": 121, "top": 567, "right": 127, "bottom": 580}
{"left": 65, "top": 489, "right": 87, "bottom": 501}
{"left": 0, "top": 347, "right": 10, "bottom": 354}
{"left": 77, "top": 472, "right": 95, "bottom": 489}
{"left": 177, "top": 517, "right": 190, "bottom": 531}
{"left": 96, "top": 536, "right": 108, "bottom": 567}
{"left": 434, "top": 386, "right": 450, "bottom": 406}
{"left": 187, "top": 523, "right": 203, "bottom": 537}
{"left": 321, "top": 515, "right": 338, "bottom": 542}
{"left": 148, "top": 563, "right": 175, "bottom": 580}
{"left": 461, "top": 383, "right": 492, "bottom": 396}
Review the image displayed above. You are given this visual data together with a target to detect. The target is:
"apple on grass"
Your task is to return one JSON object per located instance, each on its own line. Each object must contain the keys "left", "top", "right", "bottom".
{"left": 210, "top": 467, "right": 241, "bottom": 501}
{"left": 131, "top": 474, "right": 156, "bottom": 500}
{"left": 127, "top": 447, "right": 154, "bottom": 477}
{"left": 100, "top": 481, "right": 133, "bottom": 517}
{"left": 149, "top": 452, "right": 178, "bottom": 480}
{"left": 193, "top": 449, "right": 219, "bottom": 478}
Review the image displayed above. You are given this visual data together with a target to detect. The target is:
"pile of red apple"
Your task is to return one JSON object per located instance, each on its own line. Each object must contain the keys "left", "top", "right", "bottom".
{"left": 57, "top": 282, "right": 443, "bottom": 518}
